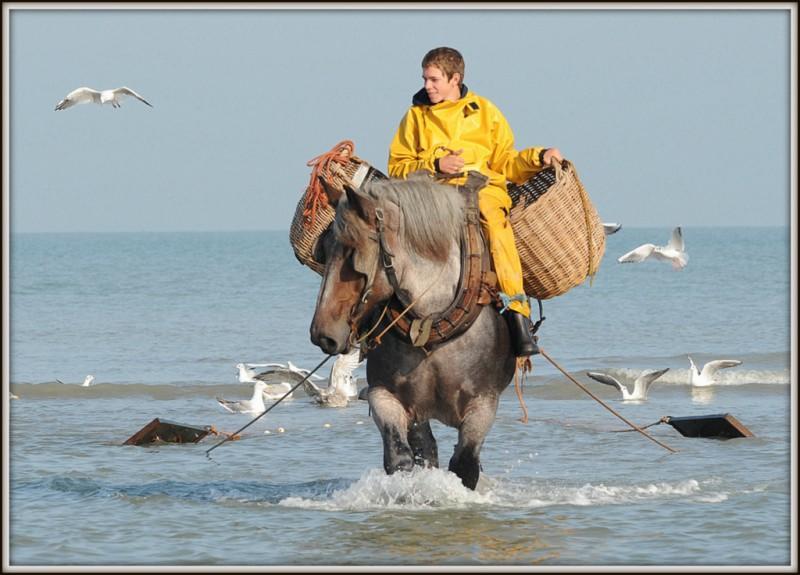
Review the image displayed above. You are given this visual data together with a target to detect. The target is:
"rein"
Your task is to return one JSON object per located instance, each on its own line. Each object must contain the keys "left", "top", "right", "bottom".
{"left": 348, "top": 173, "right": 490, "bottom": 353}
{"left": 349, "top": 247, "right": 449, "bottom": 352}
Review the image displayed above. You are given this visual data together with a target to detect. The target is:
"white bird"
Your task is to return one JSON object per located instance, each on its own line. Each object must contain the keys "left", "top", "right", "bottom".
{"left": 246, "top": 352, "right": 364, "bottom": 407}
{"left": 688, "top": 356, "right": 743, "bottom": 387}
{"left": 234, "top": 363, "right": 298, "bottom": 400}
{"left": 602, "top": 222, "right": 622, "bottom": 235}
{"left": 586, "top": 368, "right": 670, "bottom": 401}
{"left": 302, "top": 350, "right": 364, "bottom": 407}
{"left": 55, "top": 86, "right": 153, "bottom": 111}
{"left": 617, "top": 226, "right": 688, "bottom": 270}
{"left": 55, "top": 375, "right": 94, "bottom": 386}
{"left": 216, "top": 381, "right": 267, "bottom": 414}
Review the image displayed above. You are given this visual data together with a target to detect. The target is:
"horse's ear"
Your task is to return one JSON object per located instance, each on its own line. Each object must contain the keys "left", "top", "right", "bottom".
{"left": 318, "top": 175, "right": 342, "bottom": 207}
{"left": 345, "top": 184, "right": 375, "bottom": 221}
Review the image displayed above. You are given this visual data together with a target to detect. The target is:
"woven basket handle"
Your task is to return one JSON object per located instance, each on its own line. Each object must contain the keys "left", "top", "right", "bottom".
{"left": 549, "top": 157, "right": 569, "bottom": 181}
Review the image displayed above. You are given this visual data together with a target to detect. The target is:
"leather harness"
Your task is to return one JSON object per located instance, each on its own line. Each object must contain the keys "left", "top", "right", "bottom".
{"left": 369, "top": 171, "right": 498, "bottom": 351}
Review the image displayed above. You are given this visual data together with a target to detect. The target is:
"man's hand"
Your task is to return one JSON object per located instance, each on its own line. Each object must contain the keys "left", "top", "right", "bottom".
{"left": 542, "top": 147, "right": 563, "bottom": 166}
{"left": 438, "top": 148, "right": 465, "bottom": 174}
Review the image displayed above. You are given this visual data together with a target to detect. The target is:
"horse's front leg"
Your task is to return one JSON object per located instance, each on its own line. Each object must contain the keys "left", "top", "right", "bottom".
{"left": 407, "top": 420, "right": 439, "bottom": 468}
{"left": 449, "top": 395, "right": 499, "bottom": 490}
{"left": 369, "top": 387, "right": 414, "bottom": 475}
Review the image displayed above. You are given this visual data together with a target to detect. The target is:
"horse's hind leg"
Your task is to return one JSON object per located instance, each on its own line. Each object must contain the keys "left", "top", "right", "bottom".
{"left": 449, "top": 396, "right": 498, "bottom": 490}
{"left": 369, "top": 387, "right": 414, "bottom": 475}
{"left": 407, "top": 420, "right": 439, "bottom": 468}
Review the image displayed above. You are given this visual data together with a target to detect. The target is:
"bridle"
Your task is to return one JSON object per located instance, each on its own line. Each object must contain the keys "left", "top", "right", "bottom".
{"left": 346, "top": 205, "right": 427, "bottom": 350}
{"left": 343, "top": 171, "right": 495, "bottom": 353}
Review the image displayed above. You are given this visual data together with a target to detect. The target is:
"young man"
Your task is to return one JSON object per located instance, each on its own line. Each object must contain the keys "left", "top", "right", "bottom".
{"left": 388, "top": 46, "right": 563, "bottom": 357}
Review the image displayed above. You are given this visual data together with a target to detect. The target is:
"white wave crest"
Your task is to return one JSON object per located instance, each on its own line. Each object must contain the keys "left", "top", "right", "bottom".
{"left": 280, "top": 467, "right": 494, "bottom": 511}
{"left": 279, "top": 468, "right": 713, "bottom": 512}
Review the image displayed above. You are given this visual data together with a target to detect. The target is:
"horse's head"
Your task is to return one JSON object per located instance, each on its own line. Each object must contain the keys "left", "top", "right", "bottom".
{"left": 310, "top": 173, "right": 466, "bottom": 355}
{"left": 309, "top": 183, "right": 402, "bottom": 355}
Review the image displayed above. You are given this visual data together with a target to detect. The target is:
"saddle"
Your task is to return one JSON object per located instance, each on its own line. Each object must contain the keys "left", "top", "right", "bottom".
{"left": 383, "top": 171, "right": 498, "bottom": 351}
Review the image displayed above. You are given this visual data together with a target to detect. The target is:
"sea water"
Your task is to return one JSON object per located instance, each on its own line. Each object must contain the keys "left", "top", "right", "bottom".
{"left": 6, "top": 227, "right": 794, "bottom": 567}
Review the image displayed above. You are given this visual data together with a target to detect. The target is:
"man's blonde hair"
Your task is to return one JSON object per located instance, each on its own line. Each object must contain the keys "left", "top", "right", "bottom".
{"left": 421, "top": 47, "right": 464, "bottom": 86}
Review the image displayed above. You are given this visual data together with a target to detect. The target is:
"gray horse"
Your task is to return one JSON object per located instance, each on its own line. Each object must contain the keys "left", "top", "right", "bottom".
{"left": 309, "top": 174, "right": 516, "bottom": 489}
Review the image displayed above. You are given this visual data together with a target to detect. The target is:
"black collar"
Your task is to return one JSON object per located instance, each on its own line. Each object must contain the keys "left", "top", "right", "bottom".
{"left": 412, "top": 84, "right": 469, "bottom": 106}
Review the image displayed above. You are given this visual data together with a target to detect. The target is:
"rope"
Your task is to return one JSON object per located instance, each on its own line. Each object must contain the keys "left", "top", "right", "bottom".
{"left": 498, "top": 292, "right": 526, "bottom": 314}
{"left": 609, "top": 416, "right": 671, "bottom": 433}
{"left": 358, "top": 260, "right": 449, "bottom": 352}
{"left": 207, "top": 426, "right": 241, "bottom": 441}
{"left": 530, "top": 298, "right": 546, "bottom": 335}
{"left": 513, "top": 357, "right": 532, "bottom": 423}
{"left": 350, "top": 303, "right": 390, "bottom": 349}
{"left": 539, "top": 348, "right": 677, "bottom": 454}
{"left": 303, "top": 140, "right": 356, "bottom": 228}
{"left": 205, "top": 354, "right": 334, "bottom": 457}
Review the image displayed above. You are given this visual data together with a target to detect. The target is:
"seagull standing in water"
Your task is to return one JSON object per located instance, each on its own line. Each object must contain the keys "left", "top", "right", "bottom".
{"left": 55, "top": 86, "right": 153, "bottom": 110}
{"left": 617, "top": 226, "right": 688, "bottom": 270}
{"left": 246, "top": 351, "right": 363, "bottom": 407}
{"left": 688, "top": 356, "right": 743, "bottom": 386}
{"left": 216, "top": 381, "right": 267, "bottom": 414}
{"left": 586, "top": 368, "right": 670, "bottom": 401}
{"left": 234, "top": 363, "right": 298, "bottom": 400}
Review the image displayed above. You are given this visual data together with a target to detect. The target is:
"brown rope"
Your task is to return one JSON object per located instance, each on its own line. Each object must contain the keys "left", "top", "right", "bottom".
{"left": 514, "top": 357, "right": 532, "bottom": 423}
{"left": 539, "top": 348, "right": 677, "bottom": 454}
{"left": 359, "top": 259, "right": 450, "bottom": 351}
{"left": 303, "top": 140, "right": 355, "bottom": 228}
{"left": 609, "top": 416, "right": 670, "bottom": 433}
{"left": 207, "top": 426, "right": 241, "bottom": 441}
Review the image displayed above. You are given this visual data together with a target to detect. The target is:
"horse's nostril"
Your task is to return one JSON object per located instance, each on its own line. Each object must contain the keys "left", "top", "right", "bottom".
{"left": 319, "top": 336, "right": 341, "bottom": 355}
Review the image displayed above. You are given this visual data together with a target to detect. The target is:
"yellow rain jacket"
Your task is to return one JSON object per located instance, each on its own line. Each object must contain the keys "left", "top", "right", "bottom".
{"left": 388, "top": 87, "right": 546, "bottom": 316}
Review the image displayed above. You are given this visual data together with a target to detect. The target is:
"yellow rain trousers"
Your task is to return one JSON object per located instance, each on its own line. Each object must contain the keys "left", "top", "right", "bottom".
{"left": 388, "top": 89, "right": 547, "bottom": 317}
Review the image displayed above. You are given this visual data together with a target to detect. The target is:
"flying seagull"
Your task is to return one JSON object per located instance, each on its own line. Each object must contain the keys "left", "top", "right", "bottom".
{"left": 301, "top": 350, "right": 363, "bottom": 407}
{"left": 55, "top": 86, "right": 153, "bottom": 111}
{"left": 586, "top": 368, "right": 670, "bottom": 401}
{"left": 602, "top": 222, "right": 622, "bottom": 235}
{"left": 687, "top": 356, "right": 743, "bottom": 387}
{"left": 617, "top": 226, "right": 688, "bottom": 270}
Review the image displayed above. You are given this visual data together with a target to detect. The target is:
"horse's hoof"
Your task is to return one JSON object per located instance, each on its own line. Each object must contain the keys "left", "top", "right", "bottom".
{"left": 386, "top": 456, "right": 414, "bottom": 475}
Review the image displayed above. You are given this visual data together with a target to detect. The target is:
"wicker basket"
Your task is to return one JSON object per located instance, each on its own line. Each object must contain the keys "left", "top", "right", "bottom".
{"left": 289, "top": 141, "right": 386, "bottom": 275}
{"left": 289, "top": 196, "right": 335, "bottom": 275}
{"left": 508, "top": 160, "right": 605, "bottom": 300}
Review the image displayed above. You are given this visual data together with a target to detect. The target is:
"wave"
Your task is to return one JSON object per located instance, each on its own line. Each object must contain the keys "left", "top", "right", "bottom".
{"left": 6, "top": 382, "right": 316, "bottom": 400}
{"left": 280, "top": 468, "right": 715, "bottom": 512}
{"left": 14, "top": 469, "right": 727, "bottom": 512}
{"left": 586, "top": 367, "right": 790, "bottom": 386}
{"left": 8, "top": 364, "right": 786, "bottom": 401}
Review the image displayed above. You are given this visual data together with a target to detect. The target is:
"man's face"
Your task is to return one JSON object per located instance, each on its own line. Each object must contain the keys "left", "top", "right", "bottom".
{"left": 422, "top": 65, "right": 461, "bottom": 104}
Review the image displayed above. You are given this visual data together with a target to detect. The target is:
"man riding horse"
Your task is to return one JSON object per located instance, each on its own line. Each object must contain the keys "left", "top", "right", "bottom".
{"left": 388, "top": 46, "right": 563, "bottom": 357}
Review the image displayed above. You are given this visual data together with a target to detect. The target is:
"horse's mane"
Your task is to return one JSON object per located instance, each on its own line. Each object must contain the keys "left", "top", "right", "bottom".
{"left": 360, "top": 173, "right": 465, "bottom": 261}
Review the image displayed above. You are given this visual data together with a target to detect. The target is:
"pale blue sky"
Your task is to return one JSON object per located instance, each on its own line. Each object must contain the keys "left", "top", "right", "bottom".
{"left": 6, "top": 5, "right": 794, "bottom": 232}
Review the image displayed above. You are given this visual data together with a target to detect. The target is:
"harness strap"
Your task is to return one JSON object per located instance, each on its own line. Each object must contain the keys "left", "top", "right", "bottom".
{"left": 383, "top": 171, "right": 495, "bottom": 350}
